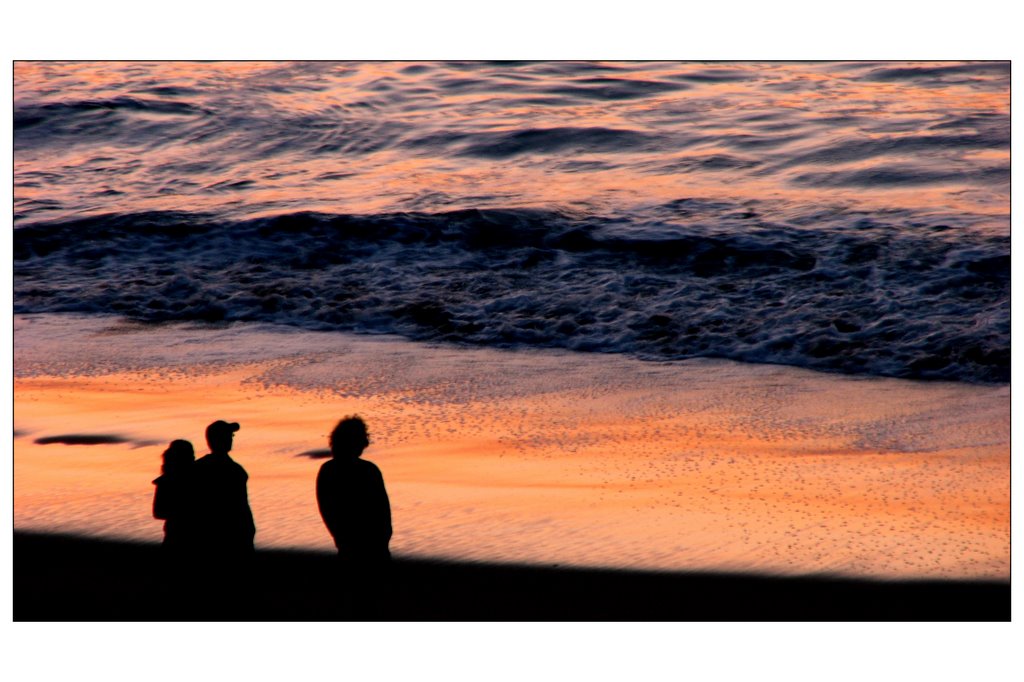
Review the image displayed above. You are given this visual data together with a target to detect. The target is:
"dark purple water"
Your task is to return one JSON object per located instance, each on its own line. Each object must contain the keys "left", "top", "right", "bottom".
{"left": 13, "top": 61, "right": 1010, "bottom": 383}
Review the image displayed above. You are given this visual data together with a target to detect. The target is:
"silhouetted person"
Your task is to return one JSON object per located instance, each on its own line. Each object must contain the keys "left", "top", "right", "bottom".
{"left": 193, "top": 420, "right": 256, "bottom": 559}
{"left": 151, "top": 438, "right": 199, "bottom": 613}
{"left": 317, "top": 416, "right": 392, "bottom": 566}
{"left": 152, "top": 439, "right": 196, "bottom": 552}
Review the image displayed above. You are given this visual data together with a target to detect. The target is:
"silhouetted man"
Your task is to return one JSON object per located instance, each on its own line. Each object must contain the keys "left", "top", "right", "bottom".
{"left": 316, "top": 416, "right": 392, "bottom": 566}
{"left": 193, "top": 420, "right": 256, "bottom": 559}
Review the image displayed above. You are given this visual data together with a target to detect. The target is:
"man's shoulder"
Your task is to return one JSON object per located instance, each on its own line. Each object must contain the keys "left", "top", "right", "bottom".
{"left": 196, "top": 454, "right": 247, "bottom": 475}
{"left": 357, "top": 458, "right": 383, "bottom": 476}
{"left": 195, "top": 454, "right": 222, "bottom": 470}
{"left": 318, "top": 458, "right": 380, "bottom": 478}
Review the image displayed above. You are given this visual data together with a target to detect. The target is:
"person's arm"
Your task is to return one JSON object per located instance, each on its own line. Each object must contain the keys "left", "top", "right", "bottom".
{"left": 235, "top": 467, "right": 256, "bottom": 543}
{"left": 244, "top": 490, "right": 256, "bottom": 542}
{"left": 316, "top": 464, "right": 339, "bottom": 537}
{"left": 375, "top": 468, "right": 393, "bottom": 544}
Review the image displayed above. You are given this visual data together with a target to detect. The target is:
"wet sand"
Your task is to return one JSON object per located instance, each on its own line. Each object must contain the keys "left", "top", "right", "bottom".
{"left": 13, "top": 532, "right": 1009, "bottom": 621}
{"left": 13, "top": 314, "right": 1010, "bottom": 581}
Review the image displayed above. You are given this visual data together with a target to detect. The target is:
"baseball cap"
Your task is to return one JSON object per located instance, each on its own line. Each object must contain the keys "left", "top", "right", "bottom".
{"left": 206, "top": 420, "right": 240, "bottom": 440}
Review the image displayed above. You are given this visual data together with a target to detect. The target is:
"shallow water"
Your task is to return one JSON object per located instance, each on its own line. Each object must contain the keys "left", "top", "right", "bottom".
{"left": 13, "top": 315, "right": 1010, "bottom": 578}
{"left": 13, "top": 61, "right": 1010, "bottom": 383}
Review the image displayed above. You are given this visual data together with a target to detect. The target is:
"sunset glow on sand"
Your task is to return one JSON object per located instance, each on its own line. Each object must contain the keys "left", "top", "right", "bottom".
{"left": 14, "top": 316, "right": 1008, "bottom": 579}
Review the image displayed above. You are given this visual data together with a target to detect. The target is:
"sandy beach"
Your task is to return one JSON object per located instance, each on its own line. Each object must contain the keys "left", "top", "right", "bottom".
{"left": 14, "top": 314, "right": 1009, "bottom": 585}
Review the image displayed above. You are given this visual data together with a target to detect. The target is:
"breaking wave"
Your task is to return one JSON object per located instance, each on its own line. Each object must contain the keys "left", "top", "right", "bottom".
{"left": 13, "top": 206, "right": 1009, "bottom": 383}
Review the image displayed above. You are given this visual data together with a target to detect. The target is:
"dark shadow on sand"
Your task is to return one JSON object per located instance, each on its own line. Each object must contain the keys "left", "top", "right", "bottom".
{"left": 296, "top": 448, "right": 333, "bottom": 459}
{"left": 34, "top": 433, "right": 132, "bottom": 446}
{"left": 14, "top": 532, "right": 1009, "bottom": 621}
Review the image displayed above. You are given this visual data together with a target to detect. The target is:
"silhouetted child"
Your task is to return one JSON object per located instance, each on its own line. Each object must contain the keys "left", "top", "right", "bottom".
{"left": 316, "top": 416, "right": 393, "bottom": 566}
{"left": 152, "top": 439, "right": 196, "bottom": 552}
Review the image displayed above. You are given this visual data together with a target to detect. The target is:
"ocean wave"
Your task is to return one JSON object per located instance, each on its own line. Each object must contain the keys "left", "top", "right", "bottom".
{"left": 13, "top": 207, "right": 1009, "bottom": 384}
{"left": 12, "top": 62, "right": 1009, "bottom": 384}
{"left": 792, "top": 165, "right": 1010, "bottom": 188}
{"left": 864, "top": 62, "right": 1011, "bottom": 83}
{"left": 14, "top": 61, "right": 1009, "bottom": 228}
{"left": 409, "top": 126, "right": 668, "bottom": 159}
{"left": 13, "top": 96, "right": 211, "bottom": 151}
{"left": 769, "top": 131, "right": 1009, "bottom": 171}
{"left": 536, "top": 77, "right": 690, "bottom": 100}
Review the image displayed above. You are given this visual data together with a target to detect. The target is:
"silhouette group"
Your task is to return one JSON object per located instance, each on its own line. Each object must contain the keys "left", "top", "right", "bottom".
{"left": 152, "top": 416, "right": 391, "bottom": 572}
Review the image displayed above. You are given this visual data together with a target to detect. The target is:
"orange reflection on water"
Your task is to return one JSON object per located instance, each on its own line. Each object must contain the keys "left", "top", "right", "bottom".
{"left": 14, "top": 61, "right": 1009, "bottom": 231}
{"left": 14, "top": 335, "right": 1009, "bottom": 579}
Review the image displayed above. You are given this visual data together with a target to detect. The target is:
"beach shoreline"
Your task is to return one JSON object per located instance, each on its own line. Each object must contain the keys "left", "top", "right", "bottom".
{"left": 14, "top": 314, "right": 1010, "bottom": 581}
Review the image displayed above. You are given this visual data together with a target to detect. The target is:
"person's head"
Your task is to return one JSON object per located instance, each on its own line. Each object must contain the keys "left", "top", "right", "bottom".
{"left": 206, "top": 420, "right": 240, "bottom": 454}
{"left": 162, "top": 439, "right": 195, "bottom": 475}
{"left": 330, "top": 416, "right": 370, "bottom": 459}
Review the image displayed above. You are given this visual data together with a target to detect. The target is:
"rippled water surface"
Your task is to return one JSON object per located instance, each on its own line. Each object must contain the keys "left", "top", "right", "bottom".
{"left": 14, "top": 61, "right": 1011, "bottom": 223}
{"left": 14, "top": 61, "right": 1010, "bottom": 382}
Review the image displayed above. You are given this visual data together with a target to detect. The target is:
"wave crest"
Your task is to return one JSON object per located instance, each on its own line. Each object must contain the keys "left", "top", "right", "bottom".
{"left": 13, "top": 208, "right": 1010, "bottom": 384}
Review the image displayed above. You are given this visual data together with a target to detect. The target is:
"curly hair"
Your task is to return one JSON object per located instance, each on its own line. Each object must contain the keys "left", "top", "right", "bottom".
{"left": 329, "top": 415, "right": 370, "bottom": 457}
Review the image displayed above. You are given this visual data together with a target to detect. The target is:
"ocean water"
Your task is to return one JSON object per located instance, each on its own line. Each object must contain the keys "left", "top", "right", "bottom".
{"left": 13, "top": 61, "right": 1010, "bottom": 383}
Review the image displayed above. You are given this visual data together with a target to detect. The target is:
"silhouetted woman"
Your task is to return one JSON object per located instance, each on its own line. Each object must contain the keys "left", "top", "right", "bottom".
{"left": 316, "top": 416, "right": 392, "bottom": 567}
{"left": 152, "top": 439, "right": 196, "bottom": 552}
